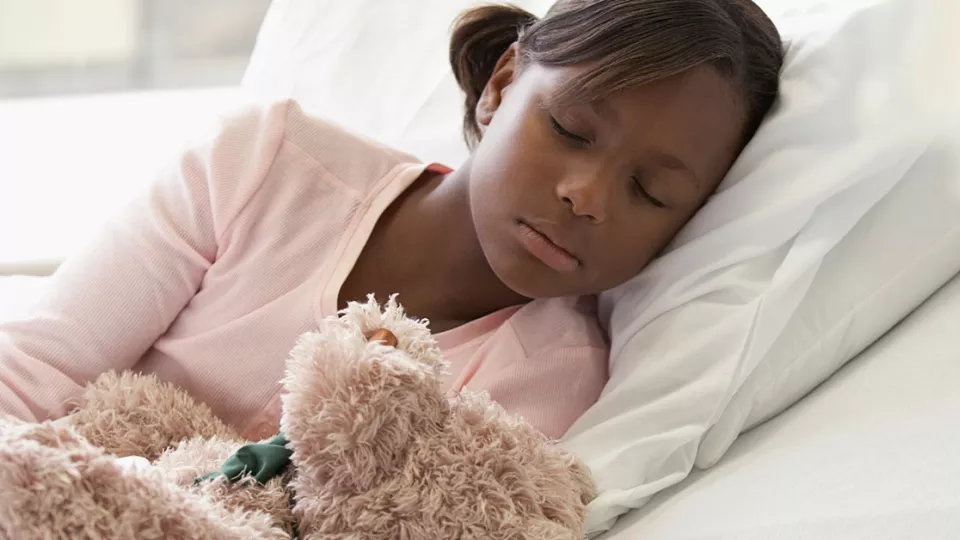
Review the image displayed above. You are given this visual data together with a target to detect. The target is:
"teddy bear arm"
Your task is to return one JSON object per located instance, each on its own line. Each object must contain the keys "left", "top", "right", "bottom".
{"left": 64, "top": 371, "right": 237, "bottom": 460}
{"left": 0, "top": 418, "right": 287, "bottom": 540}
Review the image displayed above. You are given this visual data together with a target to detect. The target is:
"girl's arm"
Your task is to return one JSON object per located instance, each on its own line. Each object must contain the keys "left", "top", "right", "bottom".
{"left": 0, "top": 101, "right": 288, "bottom": 421}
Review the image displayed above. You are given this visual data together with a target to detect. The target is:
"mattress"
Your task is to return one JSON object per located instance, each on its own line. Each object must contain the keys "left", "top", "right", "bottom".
{"left": 598, "top": 271, "right": 960, "bottom": 540}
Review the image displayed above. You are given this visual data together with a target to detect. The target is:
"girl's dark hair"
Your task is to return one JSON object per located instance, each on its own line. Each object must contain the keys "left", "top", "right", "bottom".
{"left": 450, "top": 0, "right": 783, "bottom": 148}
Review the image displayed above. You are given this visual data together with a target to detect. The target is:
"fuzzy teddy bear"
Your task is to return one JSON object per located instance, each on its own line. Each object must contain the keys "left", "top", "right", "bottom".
{"left": 0, "top": 297, "right": 596, "bottom": 539}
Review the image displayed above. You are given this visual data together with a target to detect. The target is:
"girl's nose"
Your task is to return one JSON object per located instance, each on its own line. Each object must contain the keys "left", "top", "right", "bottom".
{"left": 556, "top": 173, "right": 609, "bottom": 223}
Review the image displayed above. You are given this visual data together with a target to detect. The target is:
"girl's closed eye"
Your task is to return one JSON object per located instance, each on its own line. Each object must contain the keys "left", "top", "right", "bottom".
{"left": 631, "top": 175, "right": 667, "bottom": 208}
{"left": 549, "top": 115, "right": 591, "bottom": 147}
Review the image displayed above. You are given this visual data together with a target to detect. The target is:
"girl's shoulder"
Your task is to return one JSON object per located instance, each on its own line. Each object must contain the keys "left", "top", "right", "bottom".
{"left": 507, "top": 295, "right": 609, "bottom": 358}
{"left": 276, "top": 99, "right": 423, "bottom": 195}
{"left": 212, "top": 98, "right": 424, "bottom": 201}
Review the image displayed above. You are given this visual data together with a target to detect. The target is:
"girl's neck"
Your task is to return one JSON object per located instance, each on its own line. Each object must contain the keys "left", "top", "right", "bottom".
{"left": 348, "top": 161, "right": 529, "bottom": 329}
{"left": 404, "top": 162, "right": 530, "bottom": 324}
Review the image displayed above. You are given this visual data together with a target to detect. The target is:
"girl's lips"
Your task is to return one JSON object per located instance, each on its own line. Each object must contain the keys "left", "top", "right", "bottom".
{"left": 516, "top": 220, "right": 580, "bottom": 273}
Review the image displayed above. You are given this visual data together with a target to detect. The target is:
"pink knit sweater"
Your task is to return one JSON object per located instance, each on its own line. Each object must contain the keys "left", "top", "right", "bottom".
{"left": 0, "top": 100, "right": 608, "bottom": 440}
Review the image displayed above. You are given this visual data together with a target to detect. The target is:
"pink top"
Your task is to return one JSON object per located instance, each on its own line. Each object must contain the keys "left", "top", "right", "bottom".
{"left": 0, "top": 100, "right": 608, "bottom": 440}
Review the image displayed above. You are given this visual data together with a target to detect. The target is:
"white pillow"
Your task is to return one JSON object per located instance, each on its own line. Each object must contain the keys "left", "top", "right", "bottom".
{"left": 243, "top": 0, "right": 535, "bottom": 165}
{"left": 243, "top": 0, "right": 958, "bottom": 535}
{"left": 570, "top": 0, "right": 956, "bottom": 531}
{"left": 696, "top": 132, "right": 960, "bottom": 468}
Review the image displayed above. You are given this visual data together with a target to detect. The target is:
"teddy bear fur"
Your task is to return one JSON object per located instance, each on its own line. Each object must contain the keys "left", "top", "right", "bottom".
{"left": 0, "top": 297, "right": 595, "bottom": 539}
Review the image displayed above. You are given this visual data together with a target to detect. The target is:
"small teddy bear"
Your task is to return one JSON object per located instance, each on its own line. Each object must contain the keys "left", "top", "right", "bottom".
{"left": 0, "top": 297, "right": 595, "bottom": 539}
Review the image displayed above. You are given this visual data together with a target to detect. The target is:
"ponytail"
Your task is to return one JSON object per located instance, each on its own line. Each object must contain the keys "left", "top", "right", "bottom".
{"left": 449, "top": 4, "right": 538, "bottom": 148}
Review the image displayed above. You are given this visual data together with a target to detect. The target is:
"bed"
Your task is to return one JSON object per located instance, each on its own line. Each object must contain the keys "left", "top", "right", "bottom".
{"left": 3, "top": 268, "right": 958, "bottom": 539}
{"left": 596, "top": 270, "right": 960, "bottom": 539}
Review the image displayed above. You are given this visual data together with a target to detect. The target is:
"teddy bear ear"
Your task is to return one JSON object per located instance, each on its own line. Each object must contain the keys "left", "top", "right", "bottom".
{"left": 366, "top": 328, "right": 399, "bottom": 348}
{"left": 337, "top": 295, "right": 450, "bottom": 376}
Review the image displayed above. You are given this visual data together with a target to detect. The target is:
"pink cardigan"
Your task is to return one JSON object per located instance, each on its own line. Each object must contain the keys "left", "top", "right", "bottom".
{"left": 0, "top": 100, "right": 608, "bottom": 440}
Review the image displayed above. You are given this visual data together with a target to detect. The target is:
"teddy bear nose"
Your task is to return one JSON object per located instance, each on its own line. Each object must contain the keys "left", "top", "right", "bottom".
{"left": 366, "top": 328, "right": 398, "bottom": 348}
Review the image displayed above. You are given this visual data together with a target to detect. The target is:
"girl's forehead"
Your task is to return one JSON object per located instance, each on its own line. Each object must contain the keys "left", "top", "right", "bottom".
{"left": 526, "top": 61, "right": 740, "bottom": 117}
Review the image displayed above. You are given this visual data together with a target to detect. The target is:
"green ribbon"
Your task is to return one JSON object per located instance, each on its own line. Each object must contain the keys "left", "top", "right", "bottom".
{"left": 195, "top": 433, "right": 293, "bottom": 485}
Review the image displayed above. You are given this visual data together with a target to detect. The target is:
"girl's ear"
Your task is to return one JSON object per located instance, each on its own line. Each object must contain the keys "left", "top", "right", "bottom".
{"left": 475, "top": 43, "right": 519, "bottom": 128}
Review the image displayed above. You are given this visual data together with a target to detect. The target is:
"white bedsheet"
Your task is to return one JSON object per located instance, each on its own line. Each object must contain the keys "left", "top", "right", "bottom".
{"left": 0, "top": 88, "right": 251, "bottom": 275}
{"left": 0, "top": 275, "right": 48, "bottom": 322}
{"left": 598, "top": 271, "right": 960, "bottom": 539}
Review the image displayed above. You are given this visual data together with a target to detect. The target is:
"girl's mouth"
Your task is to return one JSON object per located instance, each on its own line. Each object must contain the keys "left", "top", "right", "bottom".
{"left": 516, "top": 220, "right": 580, "bottom": 273}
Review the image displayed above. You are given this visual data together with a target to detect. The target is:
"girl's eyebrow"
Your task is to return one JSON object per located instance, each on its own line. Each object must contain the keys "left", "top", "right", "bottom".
{"left": 646, "top": 149, "right": 700, "bottom": 189}
{"left": 589, "top": 100, "right": 614, "bottom": 122}
{"left": 587, "top": 99, "right": 700, "bottom": 189}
